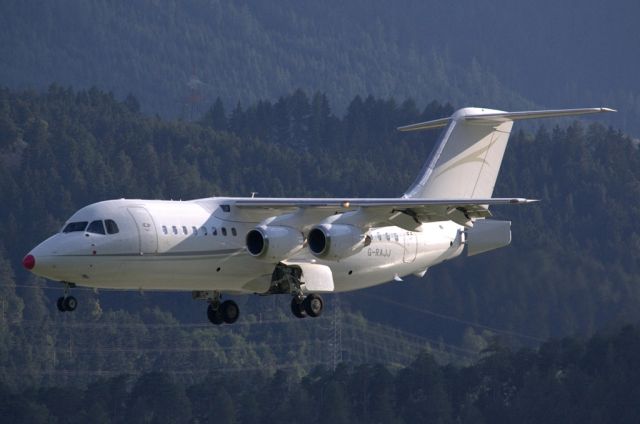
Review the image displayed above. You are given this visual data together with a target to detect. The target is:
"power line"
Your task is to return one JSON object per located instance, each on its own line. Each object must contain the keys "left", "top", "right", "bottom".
{"left": 2, "top": 283, "right": 544, "bottom": 342}
{"left": 360, "top": 292, "right": 544, "bottom": 342}
{"left": 0, "top": 361, "right": 329, "bottom": 377}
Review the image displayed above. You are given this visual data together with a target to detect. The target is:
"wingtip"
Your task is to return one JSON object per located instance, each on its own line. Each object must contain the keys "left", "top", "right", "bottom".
{"left": 510, "top": 198, "right": 540, "bottom": 204}
{"left": 600, "top": 107, "right": 617, "bottom": 113}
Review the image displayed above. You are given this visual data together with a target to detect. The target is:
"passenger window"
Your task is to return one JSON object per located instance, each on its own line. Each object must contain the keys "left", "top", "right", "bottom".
{"left": 162, "top": 225, "right": 168, "bottom": 235}
{"left": 181, "top": 226, "right": 187, "bottom": 235}
{"left": 172, "top": 226, "right": 178, "bottom": 235}
{"left": 221, "top": 227, "right": 227, "bottom": 236}
{"left": 192, "top": 226, "right": 198, "bottom": 235}
{"left": 377, "top": 234, "right": 382, "bottom": 241}
{"left": 231, "top": 227, "right": 237, "bottom": 236}
{"left": 212, "top": 227, "right": 218, "bottom": 236}
{"left": 385, "top": 233, "right": 390, "bottom": 241}
{"left": 105, "top": 219, "right": 119, "bottom": 234}
{"left": 63, "top": 221, "right": 88, "bottom": 233}
{"left": 87, "top": 220, "right": 106, "bottom": 235}
{"left": 201, "top": 226, "right": 208, "bottom": 236}
{"left": 394, "top": 234, "right": 399, "bottom": 242}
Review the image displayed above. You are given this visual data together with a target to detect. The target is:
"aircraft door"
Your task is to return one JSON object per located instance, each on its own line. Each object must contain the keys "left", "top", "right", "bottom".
{"left": 127, "top": 207, "right": 158, "bottom": 254}
{"left": 403, "top": 232, "right": 417, "bottom": 263}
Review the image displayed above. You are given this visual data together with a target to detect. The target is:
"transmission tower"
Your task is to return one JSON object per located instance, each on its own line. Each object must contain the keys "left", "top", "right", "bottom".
{"left": 331, "top": 295, "right": 343, "bottom": 369}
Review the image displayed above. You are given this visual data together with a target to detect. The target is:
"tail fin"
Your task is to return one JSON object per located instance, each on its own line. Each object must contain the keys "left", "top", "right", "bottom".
{"left": 399, "top": 107, "right": 615, "bottom": 199}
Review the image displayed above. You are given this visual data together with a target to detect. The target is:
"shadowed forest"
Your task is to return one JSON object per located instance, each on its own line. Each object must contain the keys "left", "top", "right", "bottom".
{"left": 3, "top": 325, "right": 640, "bottom": 423}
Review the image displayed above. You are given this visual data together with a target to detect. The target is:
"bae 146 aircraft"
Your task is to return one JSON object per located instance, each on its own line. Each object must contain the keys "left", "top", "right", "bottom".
{"left": 22, "top": 106, "right": 614, "bottom": 325}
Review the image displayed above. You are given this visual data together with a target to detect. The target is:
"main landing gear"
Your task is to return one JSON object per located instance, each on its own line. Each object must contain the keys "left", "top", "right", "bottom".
{"left": 207, "top": 300, "right": 240, "bottom": 325}
{"left": 268, "top": 263, "right": 326, "bottom": 320}
{"left": 193, "top": 291, "right": 240, "bottom": 325}
{"left": 57, "top": 282, "right": 77, "bottom": 312}
{"left": 290, "top": 293, "right": 324, "bottom": 319}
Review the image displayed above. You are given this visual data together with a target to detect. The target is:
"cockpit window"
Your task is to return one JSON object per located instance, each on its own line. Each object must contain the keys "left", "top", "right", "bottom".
{"left": 105, "top": 219, "right": 119, "bottom": 234}
{"left": 87, "top": 220, "right": 106, "bottom": 235}
{"left": 63, "top": 222, "right": 88, "bottom": 233}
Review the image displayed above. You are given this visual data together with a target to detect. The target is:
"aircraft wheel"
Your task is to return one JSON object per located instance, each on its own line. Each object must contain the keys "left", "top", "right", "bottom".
{"left": 221, "top": 300, "right": 239, "bottom": 324}
{"left": 207, "top": 303, "right": 224, "bottom": 325}
{"left": 63, "top": 296, "right": 78, "bottom": 312}
{"left": 290, "top": 297, "right": 307, "bottom": 319}
{"left": 303, "top": 294, "right": 323, "bottom": 318}
{"left": 57, "top": 297, "right": 66, "bottom": 312}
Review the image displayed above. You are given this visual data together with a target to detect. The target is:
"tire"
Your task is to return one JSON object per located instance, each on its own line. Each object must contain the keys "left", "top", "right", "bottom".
{"left": 303, "top": 294, "right": 323, "bottom": 318}
{"left": 220, "top": 300, "right": 239, "bottom": 324}
{"left": 57, "top": 297, "right": 66, "bottom": 312}
{"left": 290, "top": 297, "right": 307, "bottom": 319}
{"left": 207, "top": 303, "right": 224, "bottom": 325}
{"left": 63, "top": 296, "right": 78, "bottom": 312}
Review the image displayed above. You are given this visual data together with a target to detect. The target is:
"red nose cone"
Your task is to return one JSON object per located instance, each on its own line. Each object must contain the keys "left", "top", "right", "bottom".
{"left": 22, "top": 254, "right": 35, "bottom": 270}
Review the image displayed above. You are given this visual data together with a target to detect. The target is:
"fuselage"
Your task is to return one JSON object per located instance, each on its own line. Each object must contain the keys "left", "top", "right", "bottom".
{"left": 26, "top": 198, "right": 465, "bottom": 294}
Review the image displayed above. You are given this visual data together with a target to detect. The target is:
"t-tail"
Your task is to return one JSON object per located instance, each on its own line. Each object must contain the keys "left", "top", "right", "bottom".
{"left": 399, "top": 107, "right": 616, "bottom": 199}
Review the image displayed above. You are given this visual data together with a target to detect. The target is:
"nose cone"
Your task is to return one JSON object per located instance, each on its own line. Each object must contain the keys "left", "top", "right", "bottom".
{"left": 22, "top": 254, "right": 36, "bottom": 270}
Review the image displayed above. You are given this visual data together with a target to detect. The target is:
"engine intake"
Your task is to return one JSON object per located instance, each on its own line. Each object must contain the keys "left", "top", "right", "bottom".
{"left": 308, "top": 224, "right": 366, "bottom": 260}
{"left": 246, "top": 226, "right": 304, "bottom": 261}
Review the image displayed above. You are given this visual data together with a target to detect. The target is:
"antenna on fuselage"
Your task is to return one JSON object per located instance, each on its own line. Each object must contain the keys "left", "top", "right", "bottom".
{"left": 251, "top": 192, "right": 258, "bottom": 198}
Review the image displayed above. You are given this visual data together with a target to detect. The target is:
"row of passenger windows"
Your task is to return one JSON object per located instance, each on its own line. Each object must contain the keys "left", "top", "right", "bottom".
{"left": 62, "top": 220, "right": 119, "bottom": 235}
{"left": 161, "top": 225, "right": 237, "bottom": 237}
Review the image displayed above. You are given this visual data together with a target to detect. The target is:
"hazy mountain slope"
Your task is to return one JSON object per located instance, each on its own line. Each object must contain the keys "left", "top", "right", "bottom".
{"left": 0, "top": 0, "right": 531, "bottom": 118}
{"left": 2, "top": 0, "right": 637, "bottom": 132}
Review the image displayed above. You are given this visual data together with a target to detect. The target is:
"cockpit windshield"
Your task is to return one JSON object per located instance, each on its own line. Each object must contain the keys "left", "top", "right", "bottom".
{"left": 62, "top": 222, "right": 88, "bottom": 233}
{"left": 87, "top": 220, "right": 106, "bottom": 235}
{"left": 105, "top": 219, "right": 119, "bottom": 234}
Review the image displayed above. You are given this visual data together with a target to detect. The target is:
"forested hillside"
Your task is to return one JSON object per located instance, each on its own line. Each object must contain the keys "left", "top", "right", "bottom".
{"left": 2, "top": 0, "right": 638, "bottom": 133}
{"left": 1, "top": 87, "right": 640, "bottom": 391}
{"left": 4, "top": 324, "right": 640, "bottom": 423}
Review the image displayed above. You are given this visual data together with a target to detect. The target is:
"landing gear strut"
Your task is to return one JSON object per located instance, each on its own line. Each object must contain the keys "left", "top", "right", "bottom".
{"left": 291, "top": 297, "right": 307, "bottom": 318}
{"left": 57, "top": 282, "right": 77, "bottom": 312}
{"left": 290, "top": 293, "right": 324, "bottom": 319}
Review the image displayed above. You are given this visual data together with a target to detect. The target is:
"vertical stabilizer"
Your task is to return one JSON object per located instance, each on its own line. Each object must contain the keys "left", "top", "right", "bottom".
{"left": 399, "top": 107, "right": 614, "bottom": 199}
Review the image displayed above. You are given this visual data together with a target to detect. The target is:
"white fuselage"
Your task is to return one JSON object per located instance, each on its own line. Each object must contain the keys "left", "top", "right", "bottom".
{"left": 27, "top": 198, "right": 465, "bottom": 294}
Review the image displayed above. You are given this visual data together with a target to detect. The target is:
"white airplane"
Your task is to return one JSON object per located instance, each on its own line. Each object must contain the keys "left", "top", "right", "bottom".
{"left": 22, "top": 106, "right": 614, "bottom": 325}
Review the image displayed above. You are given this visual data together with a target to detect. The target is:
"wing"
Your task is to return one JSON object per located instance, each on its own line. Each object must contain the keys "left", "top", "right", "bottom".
{"left": 230, "top": 197, "right": 536, "bottom": 229}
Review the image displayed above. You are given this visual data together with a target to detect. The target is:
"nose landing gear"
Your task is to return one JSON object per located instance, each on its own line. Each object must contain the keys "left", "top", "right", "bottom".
{"left": 57, "top": 295, "right": 78, "bottom": 312}
{"left": 56, "top": 282, "right": 77, "bottom": 312}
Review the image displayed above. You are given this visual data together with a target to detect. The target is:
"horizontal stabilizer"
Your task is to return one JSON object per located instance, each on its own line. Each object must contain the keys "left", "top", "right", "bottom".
{"left": 465, "top": 107, "right": 616, "bottom": 124}
{"left": 397, "top": 117, "right": 451, "bottom": 132}
{"left": 398, "top": 107, "right": 615, "bottom": 132}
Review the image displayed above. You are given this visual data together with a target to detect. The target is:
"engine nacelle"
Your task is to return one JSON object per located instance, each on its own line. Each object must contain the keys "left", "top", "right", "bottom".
{"left": 246, "top": 226, "right": 304, "bottom": 261}
{"left": 307, "top": 224, "right": 367, "bottom": 260}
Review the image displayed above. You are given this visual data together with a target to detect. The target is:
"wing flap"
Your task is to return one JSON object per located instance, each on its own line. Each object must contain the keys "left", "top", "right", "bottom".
{"left": 234, "top": 197, "right": 535, "bottom": 209}
{"left": 231, "top": 197, "right": 535, "bottom": 230}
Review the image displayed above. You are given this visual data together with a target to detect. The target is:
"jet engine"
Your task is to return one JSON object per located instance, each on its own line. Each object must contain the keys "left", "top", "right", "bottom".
{"left": 307, "top": 224, "right": 368, "bottom": 260}
{"left": 245, "top": 226, "right": 304, "bottom": 261}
